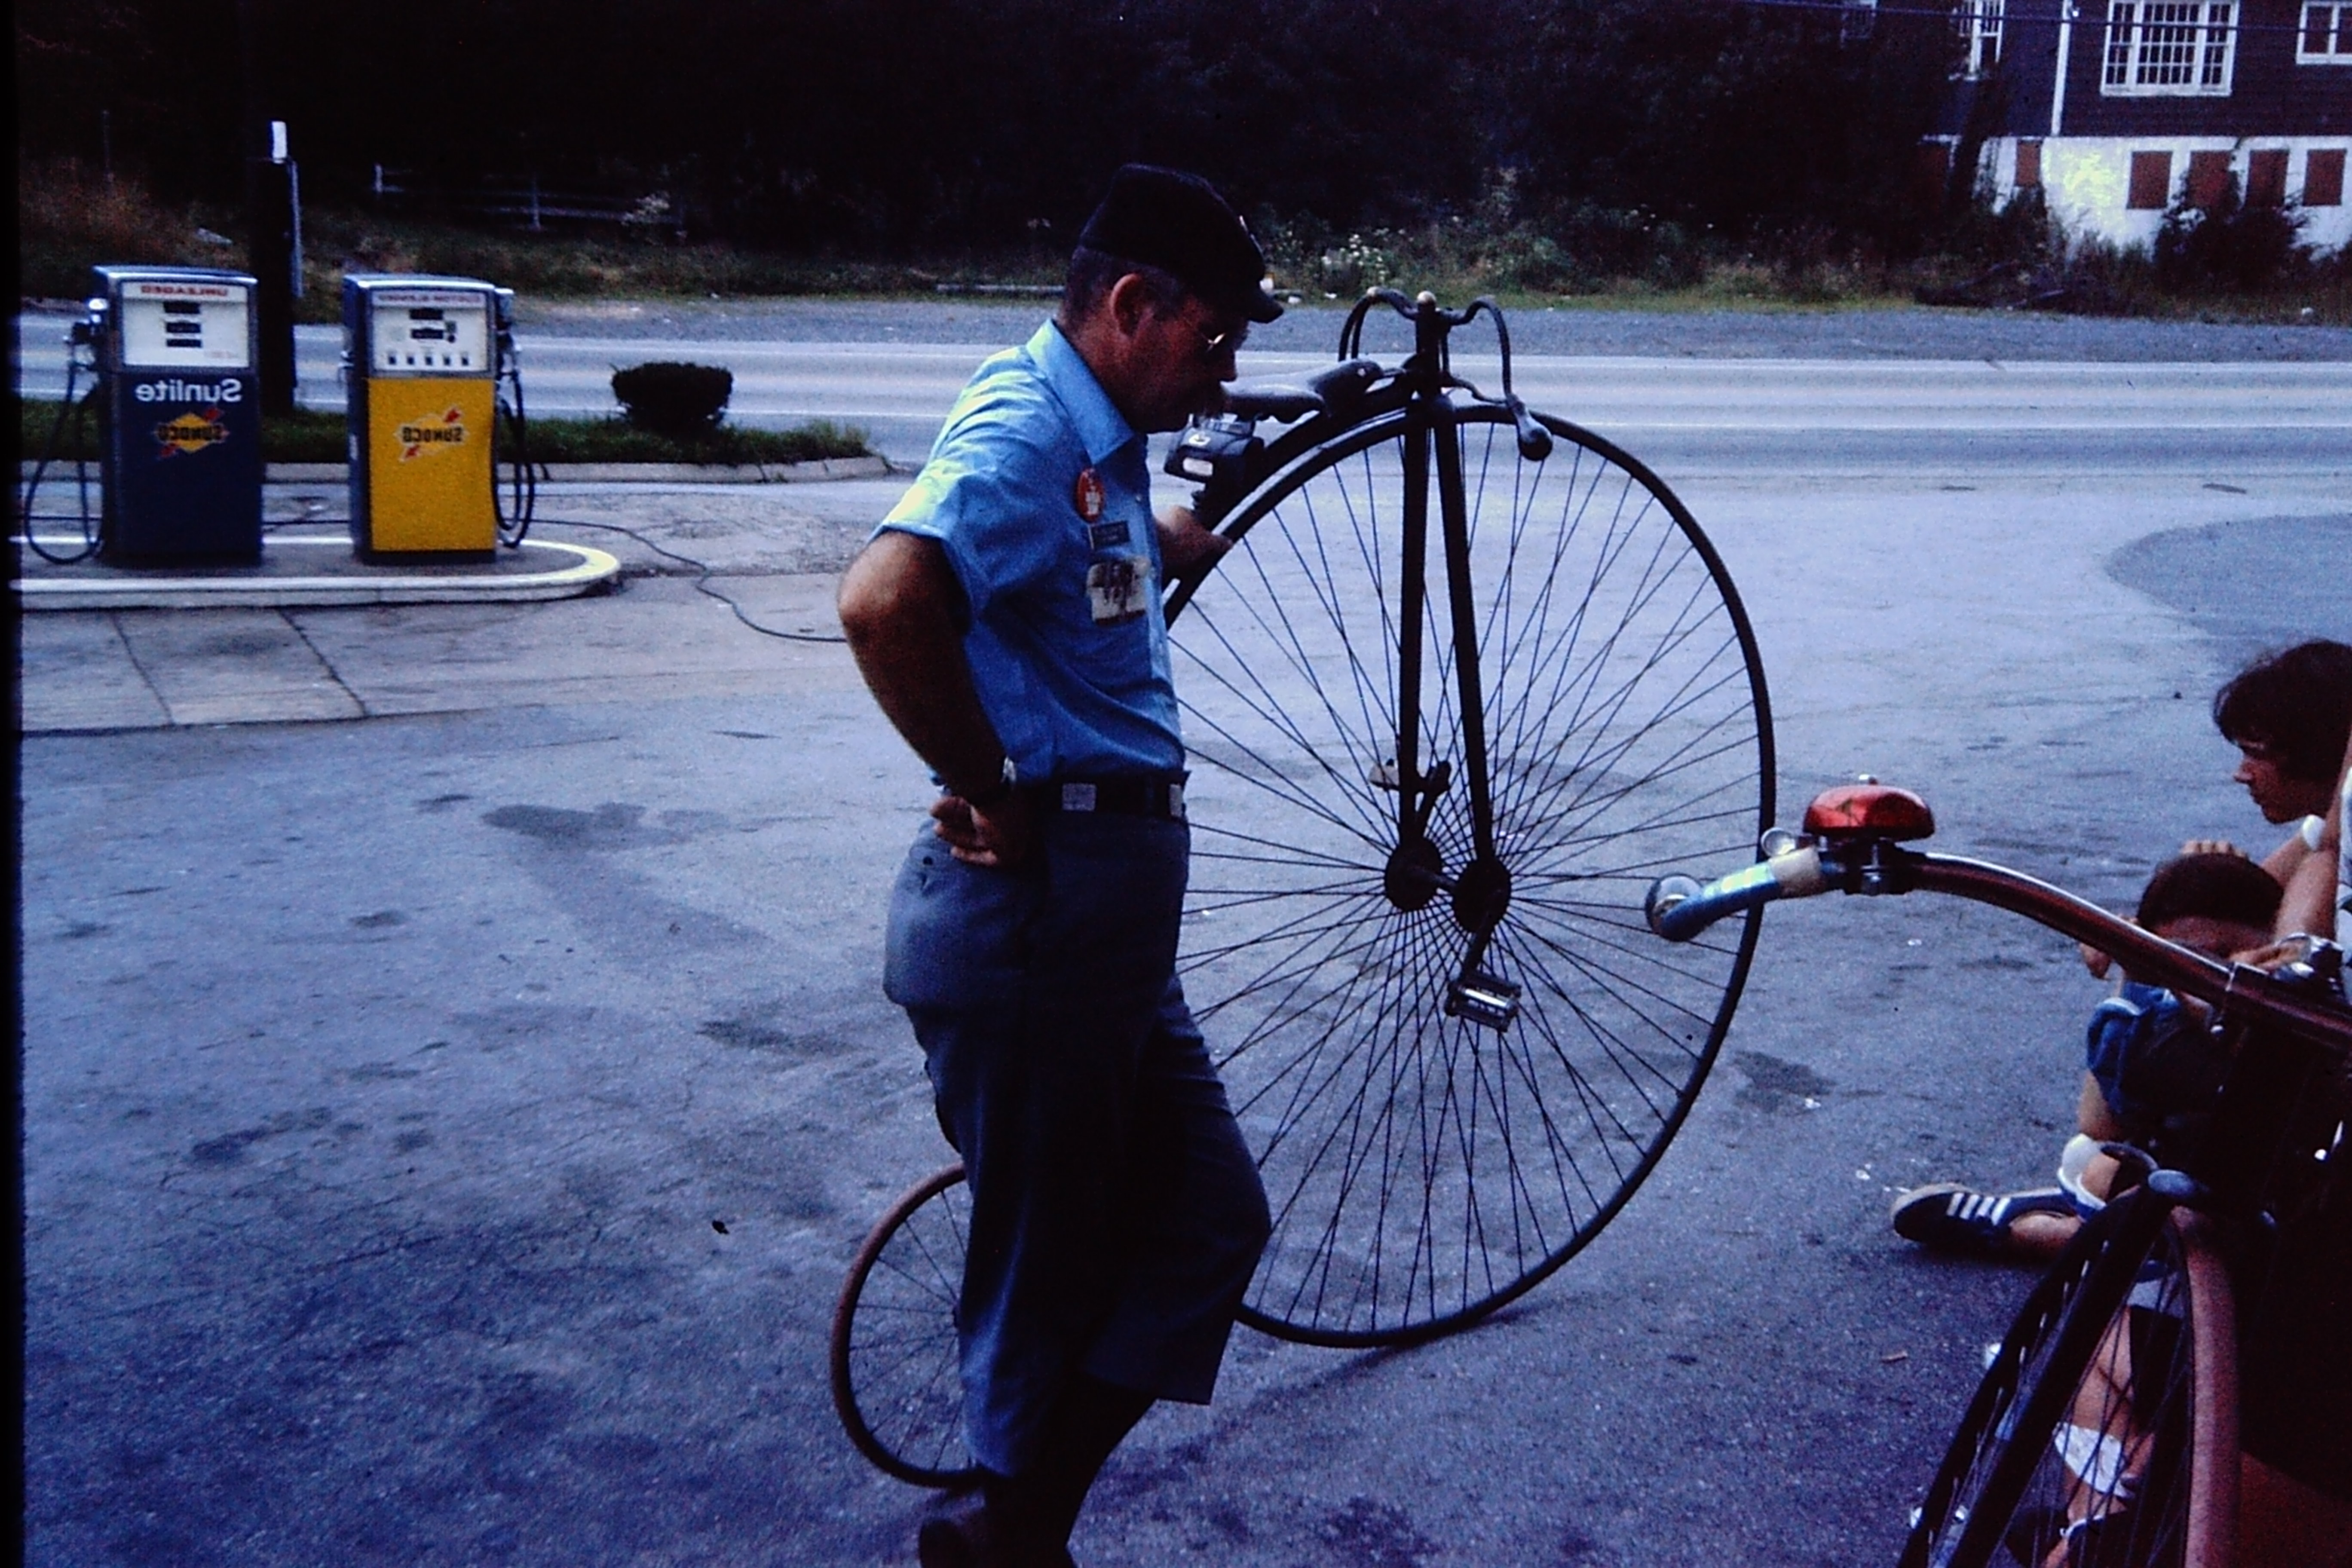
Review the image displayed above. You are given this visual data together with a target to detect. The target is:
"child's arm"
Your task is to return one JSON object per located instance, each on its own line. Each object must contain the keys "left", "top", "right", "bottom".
{"left": 2274, "top": 731, "right": 2349, "bottom": 937}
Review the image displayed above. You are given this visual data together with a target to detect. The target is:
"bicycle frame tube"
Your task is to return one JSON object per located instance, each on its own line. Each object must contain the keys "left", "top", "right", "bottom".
{"left": 1431, "top": 399, "right": 1498, "bottom": 867}
{"left": 1395, "top": 394, "right": 1431, "bottom": 848}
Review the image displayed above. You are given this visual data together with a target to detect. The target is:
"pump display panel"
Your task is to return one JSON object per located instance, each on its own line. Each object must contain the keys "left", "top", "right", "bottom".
{"left": 117, "top": 279, "right": 253, "bottom": 371}
{"left": 366, "top": 290, "right": 491, "bottom": 374}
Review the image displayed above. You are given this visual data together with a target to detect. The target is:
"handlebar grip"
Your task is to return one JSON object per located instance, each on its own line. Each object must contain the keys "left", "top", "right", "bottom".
{"left": 1508, "top": 396, "right": 1553, "bottom": 462}
{"left": 1646, "top": 848, "right": 1827, "bottom": 942}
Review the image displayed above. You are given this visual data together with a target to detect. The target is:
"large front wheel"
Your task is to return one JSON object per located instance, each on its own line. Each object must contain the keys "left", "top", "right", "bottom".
{"left": 1166, "top": 401, "right": 1773, "bottom": 1346}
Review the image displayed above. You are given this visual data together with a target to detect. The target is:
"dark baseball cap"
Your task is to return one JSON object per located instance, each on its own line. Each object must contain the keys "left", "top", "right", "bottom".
{"left": 1077, "top": 165, "right": 1283, "bottom": 324}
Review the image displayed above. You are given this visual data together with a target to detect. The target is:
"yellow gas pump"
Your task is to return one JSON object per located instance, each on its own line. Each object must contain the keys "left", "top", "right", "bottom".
{"left": 344, "top": 274, "right": 501, "bottom": 560}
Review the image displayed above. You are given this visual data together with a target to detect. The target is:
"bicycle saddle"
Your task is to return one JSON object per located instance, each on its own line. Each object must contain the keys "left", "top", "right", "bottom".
{"left": 1223, "top": 358, "right": 1381, "bottom": 423}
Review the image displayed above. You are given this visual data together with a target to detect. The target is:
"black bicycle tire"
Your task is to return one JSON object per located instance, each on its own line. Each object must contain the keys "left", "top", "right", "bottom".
{"left": 1165, "top": 397, "right": 1774, "bottom": 1348}
{"left": 829, "top": 1162, "right": 980, "bottom": 1488}
{"left": 1899, "top": 1190, "right": 2233, "bottom": 1568}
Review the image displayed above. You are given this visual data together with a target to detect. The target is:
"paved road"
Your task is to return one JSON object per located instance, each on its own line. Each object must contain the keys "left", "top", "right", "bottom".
{"left": 18, "top": 301, "right": 2352, "bottom": 470}
{"left": 18, "top": 306, "right": 2352, "bottom": 1568}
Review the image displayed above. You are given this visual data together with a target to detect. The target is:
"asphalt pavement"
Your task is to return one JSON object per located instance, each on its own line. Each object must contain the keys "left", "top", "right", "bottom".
{"left": 18, "top": 309, "right": 2352, "bottom": 1568}
{"left": 17, "top": 298, "right": 2352, "bottom": 471}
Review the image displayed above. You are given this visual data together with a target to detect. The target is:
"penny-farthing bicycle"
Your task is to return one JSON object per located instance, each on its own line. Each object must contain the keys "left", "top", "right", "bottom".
{"left": 832, "top": 291, "right": 1776, "bottom": 1483}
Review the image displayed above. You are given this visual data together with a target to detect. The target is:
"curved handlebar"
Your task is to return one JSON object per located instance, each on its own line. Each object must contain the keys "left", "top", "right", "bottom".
{"left": 1648, "top": 842, "right": 2349, "bottom": 1055}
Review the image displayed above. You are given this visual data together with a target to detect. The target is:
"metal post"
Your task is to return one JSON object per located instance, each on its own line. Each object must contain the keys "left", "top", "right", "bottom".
{"left": 238, "top": 0, "right": 297, "bottom": 415}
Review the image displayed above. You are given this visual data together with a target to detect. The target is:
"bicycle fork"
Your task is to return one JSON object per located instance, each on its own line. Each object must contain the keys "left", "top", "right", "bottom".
{"left": 1384, "top": 342, "right": 1518, "bottom": 1031}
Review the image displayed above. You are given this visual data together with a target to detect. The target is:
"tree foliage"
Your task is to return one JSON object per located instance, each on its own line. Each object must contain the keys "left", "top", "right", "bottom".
{"left": 16, "top": 0, "right": 1958, "bottom": 255}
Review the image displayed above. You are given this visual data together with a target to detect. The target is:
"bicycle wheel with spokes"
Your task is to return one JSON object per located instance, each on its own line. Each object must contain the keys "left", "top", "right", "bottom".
{"left": 1899, "top": 1194, "right": 2236, "bottom": 1568}
{"left": 1166, "top": 399, "right": 1773, "bottom": 1345}
{"left": 829, "top": 1163, "right": 981, "bottom": 1488}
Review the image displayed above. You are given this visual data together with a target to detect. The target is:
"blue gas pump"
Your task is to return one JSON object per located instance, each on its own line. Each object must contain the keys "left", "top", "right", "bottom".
{"left": 89, "top": 266, "right": 266, "bottom": 563}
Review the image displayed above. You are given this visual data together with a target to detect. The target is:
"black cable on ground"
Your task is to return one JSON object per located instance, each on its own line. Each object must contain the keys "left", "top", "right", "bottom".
{"left": 537, "top": 516, "right": 848, "bottom": 644}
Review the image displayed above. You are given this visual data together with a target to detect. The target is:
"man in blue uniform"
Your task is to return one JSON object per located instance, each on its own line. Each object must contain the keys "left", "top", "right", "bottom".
{"left": 836, "top": 165, "right": 1280, "bottom": 1568}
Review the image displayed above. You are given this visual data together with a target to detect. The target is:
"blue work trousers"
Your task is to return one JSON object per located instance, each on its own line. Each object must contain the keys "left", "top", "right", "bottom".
{"left": 883, "top": 809, "right": 1270, "bottom": 1476}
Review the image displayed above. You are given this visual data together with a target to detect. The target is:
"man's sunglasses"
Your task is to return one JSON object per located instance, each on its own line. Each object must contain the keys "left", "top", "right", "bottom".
{"left": 1191, "top": 319, "right": 1248, "bottom": 363}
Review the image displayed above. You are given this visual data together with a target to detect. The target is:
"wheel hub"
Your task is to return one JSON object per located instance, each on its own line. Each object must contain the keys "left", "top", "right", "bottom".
{"left": 1383, "top": 837, "right": 1444, "bottom": 911}
{"left": 1452, "top": 855, "right": 1512, "bottom": 934}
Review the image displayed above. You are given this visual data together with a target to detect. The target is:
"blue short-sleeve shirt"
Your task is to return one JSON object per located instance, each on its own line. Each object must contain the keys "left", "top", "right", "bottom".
{"left": 876, "top": 321, "right": 1182, "bottom": 780}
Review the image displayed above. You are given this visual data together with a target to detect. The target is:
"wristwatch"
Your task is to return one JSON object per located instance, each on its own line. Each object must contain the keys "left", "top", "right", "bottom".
{"left": 959, "top": 754, "right": 1018, "bottom": 808}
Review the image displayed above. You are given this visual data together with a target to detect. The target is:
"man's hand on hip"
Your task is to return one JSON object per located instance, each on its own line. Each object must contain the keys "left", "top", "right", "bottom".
{"left": 932, "top": 790, "right": 1036, "bottom": 870}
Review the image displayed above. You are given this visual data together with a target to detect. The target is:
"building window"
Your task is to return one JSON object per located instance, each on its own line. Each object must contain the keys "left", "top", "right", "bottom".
{"left": 2016, "top": 138, "right": 2043, "bottom": 188}
{"left": 2301, "top": 5, "right": 2352, "bottom": 61}
{"left": 2307, "top": 148, "right": 2349, "bottom": 205}
{"left": 2104, "top": 3, "right": 2238, "bottom": 95}
{"left": 2128, "top": 150, "right": 2174, "bottom": 208}
{"left": 1956, "top": 0, "right": 2005, "bottom": 76}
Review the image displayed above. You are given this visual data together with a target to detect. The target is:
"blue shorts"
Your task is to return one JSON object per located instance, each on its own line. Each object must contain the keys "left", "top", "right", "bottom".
{"left": 2084, "top": 984, "right": 2226, "bottom": 1151}
{"left": 883, "top": 810, "right": 1270, "bottom": 1475}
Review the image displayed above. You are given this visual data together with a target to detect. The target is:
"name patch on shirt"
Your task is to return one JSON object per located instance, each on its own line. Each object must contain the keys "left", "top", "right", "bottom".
{"left": 1086, "top": 519, "right": 1130, "bottom": 551}
{"left": 1087, "top": 555, "right": 1149, "bottom": 625}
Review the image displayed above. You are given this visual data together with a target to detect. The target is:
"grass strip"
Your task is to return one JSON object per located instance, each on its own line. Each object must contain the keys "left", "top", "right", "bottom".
{"left": 16, "top": 398, "right": 869, "bottom": 467}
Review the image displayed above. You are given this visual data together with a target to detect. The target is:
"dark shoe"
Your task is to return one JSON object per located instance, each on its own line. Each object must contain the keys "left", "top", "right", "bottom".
{"left": 1892, "top": 1184, "right": 2075, "bottom": 1258}
{"left": 917, "top": 1490, "right": 1001, "bottom": 1568}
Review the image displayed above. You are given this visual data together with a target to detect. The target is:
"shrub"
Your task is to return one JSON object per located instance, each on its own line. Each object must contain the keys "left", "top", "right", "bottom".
{"left": 2155, "top": 178, "right": 2309, "bottom": 293}
{"left": 610, "top": 361, "right": 734, "bottom": 438}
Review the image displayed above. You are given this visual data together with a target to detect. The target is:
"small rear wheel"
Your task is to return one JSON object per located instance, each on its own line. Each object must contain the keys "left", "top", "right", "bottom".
{"left": 829, "top": 1163, "right": 980, "bottom": 1488}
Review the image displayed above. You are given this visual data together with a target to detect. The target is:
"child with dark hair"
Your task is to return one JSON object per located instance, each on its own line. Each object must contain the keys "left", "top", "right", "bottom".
{"left": 1890, "top": 852, "right": 2282, "bottom": 1260}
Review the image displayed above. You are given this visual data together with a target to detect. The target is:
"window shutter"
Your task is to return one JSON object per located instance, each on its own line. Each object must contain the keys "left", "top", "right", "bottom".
{"left": 2186, "top": 150, "right": 2233, "bottom": 209}
{"left": 2305, "top": 148, "right": 2348, "bottom": 207}
{"left": 2247, "top": 149, "right": 2289, "bottom": 207}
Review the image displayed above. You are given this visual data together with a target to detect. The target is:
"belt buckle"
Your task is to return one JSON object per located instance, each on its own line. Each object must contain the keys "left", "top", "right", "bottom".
{"left": 1060, "top": 782, "right": 1099, "bottom": 812}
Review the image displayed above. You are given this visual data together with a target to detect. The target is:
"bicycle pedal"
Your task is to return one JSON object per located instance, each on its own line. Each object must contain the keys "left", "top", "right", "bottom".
{"left": 1446, "top": 969, "right": 1520, "bottom": 1031}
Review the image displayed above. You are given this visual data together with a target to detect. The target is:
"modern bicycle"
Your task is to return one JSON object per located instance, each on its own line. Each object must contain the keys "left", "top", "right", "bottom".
{"left": 832, "top": 290, "right": 1777, "bottom": 1480}
{"left": 1647, "top": 780, "right": 2352, "bottom": 1568}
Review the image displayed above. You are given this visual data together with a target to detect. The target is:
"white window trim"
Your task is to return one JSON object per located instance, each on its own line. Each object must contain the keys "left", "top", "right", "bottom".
{"left": 2300, "top": 3, "right": 2352, "bottom": 63}
{"left": 1956, "top": 0, "right": 2006, "bottom": 78}
{"left": 2102, "top": 1, "right": 2239, "bottom": 97}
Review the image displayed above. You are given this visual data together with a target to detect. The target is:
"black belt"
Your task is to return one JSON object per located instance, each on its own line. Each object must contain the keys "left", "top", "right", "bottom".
{"left": 1023, "top": 778, "right": 1187, "bottom": 821}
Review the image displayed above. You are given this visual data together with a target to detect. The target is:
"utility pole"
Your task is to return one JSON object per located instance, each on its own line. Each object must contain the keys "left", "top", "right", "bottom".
{"left": 238, "top": 0, "right": 297, "bottom": 414}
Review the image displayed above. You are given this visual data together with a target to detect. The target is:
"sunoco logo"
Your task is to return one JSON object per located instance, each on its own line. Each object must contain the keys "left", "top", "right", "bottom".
{"left": 398, "top": 407, "right": 468, "bottom": 459}
{"left": 154, "top": 408, "right": 229, "bottom": 456}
